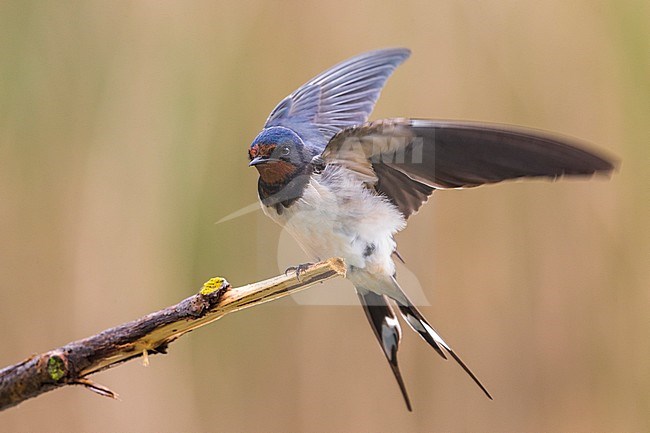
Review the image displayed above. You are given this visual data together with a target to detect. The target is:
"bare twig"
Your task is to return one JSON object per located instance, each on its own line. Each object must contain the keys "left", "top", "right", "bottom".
{"left": 0, "top": 258, "right": 346, "bottom": 411}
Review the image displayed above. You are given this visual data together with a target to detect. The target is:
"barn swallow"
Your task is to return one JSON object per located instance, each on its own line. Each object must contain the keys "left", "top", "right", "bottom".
{"left": 247, "top": 48, "right": 614, "bottom": 410}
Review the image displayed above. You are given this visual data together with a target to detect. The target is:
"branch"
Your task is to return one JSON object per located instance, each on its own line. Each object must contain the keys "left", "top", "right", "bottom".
{"left": 0, "top": 258, "right": 346, "bottom": 411}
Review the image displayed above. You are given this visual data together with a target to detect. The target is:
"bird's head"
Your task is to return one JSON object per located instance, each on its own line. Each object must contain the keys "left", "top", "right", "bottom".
{"left": 248, "top": 126, "right": 314, "bottom": 185}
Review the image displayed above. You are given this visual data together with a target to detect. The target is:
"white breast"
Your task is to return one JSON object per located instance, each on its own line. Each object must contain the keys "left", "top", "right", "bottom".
{"left": 262, "top": 166, "right": 406, "bottom": 276}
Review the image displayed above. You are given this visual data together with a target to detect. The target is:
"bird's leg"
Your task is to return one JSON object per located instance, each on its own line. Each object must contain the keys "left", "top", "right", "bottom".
{"left": 284, "top": 263, "right": 314, "bottom": 281}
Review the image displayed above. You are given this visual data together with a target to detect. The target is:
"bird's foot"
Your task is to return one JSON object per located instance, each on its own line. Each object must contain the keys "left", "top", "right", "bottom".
{"left": 284, "top": 263, "right": 314, "bottom": 281}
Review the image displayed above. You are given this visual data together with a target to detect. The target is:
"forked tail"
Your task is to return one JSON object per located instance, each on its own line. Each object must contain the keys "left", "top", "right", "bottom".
{"left": 355, "top": 276, "right": 492, "bottom": 410}
{"left": 391, "top": 275, "right": 492, "bottom": 399}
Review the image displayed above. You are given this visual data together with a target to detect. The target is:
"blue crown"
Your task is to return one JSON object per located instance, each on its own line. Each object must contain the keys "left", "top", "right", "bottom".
{"left": 250, "top": 126, "right": 303, "bottom": 149}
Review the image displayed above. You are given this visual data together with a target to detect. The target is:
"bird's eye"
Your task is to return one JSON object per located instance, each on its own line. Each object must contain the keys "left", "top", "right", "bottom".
{"left": 280, "top": 146, "right": 290, "bottom": 156}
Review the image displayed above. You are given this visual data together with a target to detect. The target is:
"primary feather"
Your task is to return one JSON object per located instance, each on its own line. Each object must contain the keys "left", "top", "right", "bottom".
{"left": 323, "top": 118, "right": 615, "bottom": 218}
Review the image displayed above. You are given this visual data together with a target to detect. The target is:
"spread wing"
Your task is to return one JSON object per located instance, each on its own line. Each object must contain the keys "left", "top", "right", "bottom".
{"left": 264, "top": 48, "right": 410, "bottom": 149}
{"left": 322, "top": 118, "right": 616, "bottom": 218}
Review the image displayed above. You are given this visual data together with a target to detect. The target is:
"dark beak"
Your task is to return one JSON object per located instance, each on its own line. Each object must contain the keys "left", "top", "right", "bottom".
{"left": 249, "top": 156, "right": 278, "bottom": 167}
{"left": 249, "top": 156, "right": 266, "bottom": 167}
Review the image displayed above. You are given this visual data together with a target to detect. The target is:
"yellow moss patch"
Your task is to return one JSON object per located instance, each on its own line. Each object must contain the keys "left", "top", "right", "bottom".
{"left": 200, "top": 277, "right": 225, "bottom": 295}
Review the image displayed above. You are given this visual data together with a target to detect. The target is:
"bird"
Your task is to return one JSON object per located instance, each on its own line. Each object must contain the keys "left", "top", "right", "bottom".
{"left": 246, "top": 48, "right": 615, "bottom": 411}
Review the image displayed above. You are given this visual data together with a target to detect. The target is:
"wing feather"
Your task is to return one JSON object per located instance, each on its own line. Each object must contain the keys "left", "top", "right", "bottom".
{"left": 323, "top": 119, "right": 616, "bottom": 218}
{"left": 264, "top": 49, "right": 410, "bottom": 147}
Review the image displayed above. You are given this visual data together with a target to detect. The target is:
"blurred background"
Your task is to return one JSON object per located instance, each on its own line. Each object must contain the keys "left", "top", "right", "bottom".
{"left": 1, "top": 1, "right": 648, "bottom": 432}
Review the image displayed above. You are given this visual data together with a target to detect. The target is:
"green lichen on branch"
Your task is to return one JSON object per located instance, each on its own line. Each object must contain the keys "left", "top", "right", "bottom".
{"left": 47, "top": 356, "right": 66, "bottom": 381}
